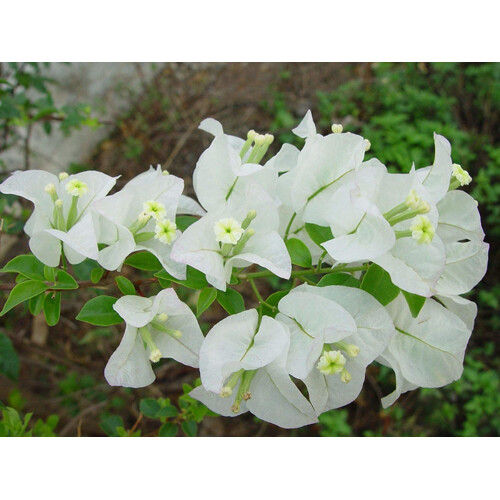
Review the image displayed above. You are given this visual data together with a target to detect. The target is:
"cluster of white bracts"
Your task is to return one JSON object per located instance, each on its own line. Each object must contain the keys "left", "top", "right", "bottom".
{"left": 0, "top": 111, "right": 488, "bottom": 429}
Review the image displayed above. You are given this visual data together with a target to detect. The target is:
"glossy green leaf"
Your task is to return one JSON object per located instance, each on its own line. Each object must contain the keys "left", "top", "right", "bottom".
{"left": 305, "top": 223, "right": 334, "bottom": 247}
{"left": 217, "top": 288, "right": 245, "bottom": 315}
{"left": 90, "top": 267, "right": 105, "bottom": 284}
{"left": 286, "top": 238, "right": 312, "bottom": 268}
{"left": 115, "top": 276, "right": 136, "bottom": 296}
{"left": 402, "top": 290, "right": 426, "bottom": 318}
{"left": 51, "top": 269, "right": 78, "bottom": 290}
{"left": 76, "top": 295, "right": 122, "bottom": 326}
{"left": 360, "top": 264, "right": 400, "bottom": 306}
{"left": 156, "top": 266, "right": 208, "bottom": 290}
{"left": 43, "top": 292, "right": 61, "bottom": 326}
{"left": 176, "top": 216, "right": 198, "bottom": 232}
{"left": 0, "top": 254, "right": 45, "bottom": 281}
{"left": 29, "top": 292, "right": 46, "bottom": 316}
{"left": 124, "top": 252, "right": 162, "bottom": 271}
{"left": 197, "top": 287, "right": 217, "bottom": 317}
{"left": 317, "top": 273, "right": 360, "bottom": 288}
{"left": 0, "top": 280, "right": 49, "bottom": 316}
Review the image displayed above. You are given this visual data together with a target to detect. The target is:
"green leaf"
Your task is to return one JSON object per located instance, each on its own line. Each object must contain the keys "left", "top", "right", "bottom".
{"left": 100, "top": 415, "right": 124, "bottom": 437}
{"left": 90, "top": 267, "right": 105, "bottom": 284}
{"left": 305, "top": 223, "right": 334, "bottom": 247}
{"left": 176, "top": 216, "right": 198, "bottom": 231}
{"left": 261, "top": 290, "right": 288, "bottom": 318}
{"left": 181, "top": 420, "right": 198, "bottom": 437}
{"left": 159, "top": 423, "right": 178, "bottom": 437}
{"left": 124, "top": 252, "right": 162, "bottom": 271}
{"left": 0, "top": 254, "right": 45, "bottom": 281}
{"left": 43, "top": 292, "right": 61, "bottom": 326}
{"left": 0, "top": 280, "right": 49, "bottom": 316}
{"left": 51, "top": 269, "right": 78, "bottom": 290}
{"left": 286, "top": 238, "right": 312, "bottom": 268}
{"left": 140, "top": 398, "right": 161, "bottom": 418}
{"left": 360, "top": 264, "right": 400, "bottom": 306}
{"left": 0, "top": 332, "right": 20, "bottom": 381}
{"left": 43, "top": 266, "right": 56, "bottom": 282}
{"left": 217, "top": 288, "right": 245, "bottom": 315}
{"left": 157, "top": 405, "right": 178, "bottom": 418}
{"left": 115, "top": 276, "right": 136, "bottom": 296}
{"left": 197, "top": 288, "right": 217, "bottom": 317}
{"left": 402, "top": 290, "right": 426, "bottom": 318}
{"left": 29, "top": 292, "right": 46, "bottom": 315}
{"left": 317, "top": 273, "right": 360, "bottom": 288}
{"left": 155, "top": 266, "right": 208, "bottom": 290}
{"left": 76, "top": 295, "right": 122, "bottom": 326}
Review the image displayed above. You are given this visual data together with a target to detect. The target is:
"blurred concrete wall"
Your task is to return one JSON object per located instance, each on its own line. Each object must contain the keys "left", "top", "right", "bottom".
{"left": 1, "top": 62, "right": 162, "bottom": 173}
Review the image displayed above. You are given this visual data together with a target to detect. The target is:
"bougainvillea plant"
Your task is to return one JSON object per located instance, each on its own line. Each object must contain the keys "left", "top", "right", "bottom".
{"left": 0, "top": 111, "right": 488, "bottom": 429}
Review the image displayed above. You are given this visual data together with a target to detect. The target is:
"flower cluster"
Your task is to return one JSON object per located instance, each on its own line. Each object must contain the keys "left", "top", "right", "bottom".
{"left": 0, "top": 111, "right": 488, "bottom": 429}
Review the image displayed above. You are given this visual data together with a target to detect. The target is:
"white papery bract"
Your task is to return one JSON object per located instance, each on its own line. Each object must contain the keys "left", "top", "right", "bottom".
{"left": 0, "top": 169, "right": 116, "bottom": 266}
{"left": 193, "top": 118, "right": 278, "bottom": 211}
{"left": 190, "top": 309, "right": 318, "bottom": 429}
{"left": 104, "top": 288, "right": 204, "bottom": 388}
{"left": 93, "top": 165, "right": 200, "bottom": 278}
{"left": 278, "top": 285, "right": 394, "bottom": 414}
{"left": 171, "top": 181, "right": 291, "bottom": 291}
{"left": 289, "top": 111, "right": 367, "bottom": 226}
{"left": 378, "top": 294, "right": 474, "bottom": 407}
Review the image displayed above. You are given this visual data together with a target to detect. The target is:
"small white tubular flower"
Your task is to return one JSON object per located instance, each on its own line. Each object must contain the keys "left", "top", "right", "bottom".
{"left": 317, "top": 350, "right": 346, "bottom": 375}
{"left": 452, "top": 163, "right": 472, "bottom": 186}
{"left": 65, "top": 178, "right": 89, "bottom": 197}
{"left": 138, "top": 210, "right": 152, "bottom": 224}
{"left": 190, "top": 309, "right": 318, "bottom": 429}
{"left": 149, "top": 348, "right": 162, "bottom": 363}
{"left": 214, "top": 217, "right": 243, "bottom": 245}
{"left": 58, "top": 172, "right": 69, "bottom": 180}
{"left": 105, "top": 289, "right": 204, "bottom": 388}
{"left": 44, "top": 183, "right": 56, "bottom": 196}
{"left": 154, "top": 218, "right": 177, "bottom": 245}
{"left": 410, "top": 215, "right": 435, "bottom": 244}
{"left": 405, "top": 189, "right": 420, "bottom": 210}
{"left": 143, "top": 200, "right": 167, "bottom": 221}
{"left": 285, "top": 285, "right": 394, "bottom": 415}
{"left": 331, "top": 123, "right": 343, "bottom": 134}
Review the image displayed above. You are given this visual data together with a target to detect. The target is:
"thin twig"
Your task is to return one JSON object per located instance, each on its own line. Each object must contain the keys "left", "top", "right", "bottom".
{"left": 59, "top": 400, "right": 107, "bottom": 437}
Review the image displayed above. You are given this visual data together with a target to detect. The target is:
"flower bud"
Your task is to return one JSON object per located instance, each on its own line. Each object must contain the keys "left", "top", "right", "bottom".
{"left": 340, "top": 368, "right": 352, "bottom": 384}
{"left": 364, "top": 139, "right": 371, "bottom": 151}
{"left": 45, "top": 183, "right": 57, "bottom": 195}
{"left": 149, "top": 348, "right": 162, "bottom": 363}
{"left": 58, "top": 172, "right": 69, "bottom": 180}
{"left": 220, "top": 386, "right": 233, "bottom": 398}
{"left": 55, "top": 199, "right": 63, "bottom": 208}
{"left": 331, "top": 123, "right": 343, "bottom": 134}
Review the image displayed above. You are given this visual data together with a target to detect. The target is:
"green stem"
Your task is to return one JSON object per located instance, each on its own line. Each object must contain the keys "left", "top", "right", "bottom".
{"left": 283, "top": 212, "right": 297, "bottom": 242}
{"left": 249, "top": 278, "right": 276, "bottom": 311}
{"left": 239, "top": 264, "right": 369, "bottom": 281}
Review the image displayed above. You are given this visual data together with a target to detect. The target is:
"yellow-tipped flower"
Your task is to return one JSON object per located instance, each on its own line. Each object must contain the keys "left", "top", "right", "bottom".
{"left": 65, "top": 179, "right": 89, "bottom": 197}
{"left": 143, "top": 200, "right": 167, "bottom": 221}
{"left": 154, "top": 219, "right": 177, "bottom": 245}
{"left": 452, "top": 163, "right": 472, "bottom": 186}
{"left": 214, "top": 217, "right": 243, "bottom": 245}
{"left": 410, "top": 215, "right": 435, "bottom": 244}
{"left": 316, "top": 350, "right": 346, "bottom": 376}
